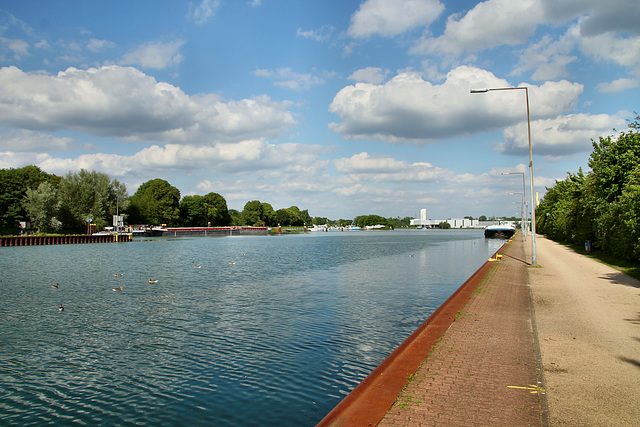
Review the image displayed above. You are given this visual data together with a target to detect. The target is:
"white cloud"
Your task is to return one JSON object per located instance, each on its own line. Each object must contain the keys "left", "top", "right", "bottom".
{"left": 0, "top": 151, "right": 52, "bottom": 170}
{"left": 576, "top": 28, "right": 640, "bottom": 71}
{"left": 188, "top": 0, "right": 221, "bottom": 25}
{"left": 348, "top": 0, "right": 444, "bottom": 38}
{"left": 0, "top": 129, "right": 75, "bottom": 151}
{"left": 0, "top": 37, "right": 29, "bottom": 59}
{"left": 495, "top": 112, "right": 626, "bottom": 157}
{"left": 348, "top": 67, "right": 387, "bottom": 84}
{"left": 597, "top": 78, "right": 639, "bottom": 92}
{"left": 329, "top": 66, "right": 583, "bottom": 144}
{"left": 120, "top": 40, "right": 185, "bottom": 69}
{"left": 0, "top": 65, "right": 296, "bottom": 144}
{"left": 411, "top": 0, "right": 544, "bottom": 57}
{"left": 334, "top": 152, "right": 453, "bottom": 183}
{"left": 510, "top": 35, "right": 577, "bottom": 80}
{"left": 28, "top": 139, "right": 326, "bottom": 181}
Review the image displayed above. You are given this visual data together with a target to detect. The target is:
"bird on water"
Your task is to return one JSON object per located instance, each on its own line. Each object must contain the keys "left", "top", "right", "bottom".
{"left": 59, "top": 304, "right": 64, "bottom": 312}
{"left": 113, "top": 286, "right": 124, "bottom": 291}
{"left": 149, "top": 279, "right": 158, "bottom": 284}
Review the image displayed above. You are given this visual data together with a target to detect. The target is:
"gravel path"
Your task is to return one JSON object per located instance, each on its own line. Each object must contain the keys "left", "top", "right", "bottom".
{"left": 527, "top": 236, "right": 640, "bottom": 426}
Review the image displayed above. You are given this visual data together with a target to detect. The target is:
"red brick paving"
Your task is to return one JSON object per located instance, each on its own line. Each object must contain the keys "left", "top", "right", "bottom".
{"left": 378, "top": 236, "right": 545, "bottom": 426}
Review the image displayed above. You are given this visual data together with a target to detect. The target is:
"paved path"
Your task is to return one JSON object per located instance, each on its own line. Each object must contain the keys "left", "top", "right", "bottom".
{"left": 321, "top": 234, "right": 640, "bottom": 426}
{"left": 379, "top": 235, "right": 545, "bottom": 426}
{"left": 528, "top": 236, "right": 640, "bottom": 426}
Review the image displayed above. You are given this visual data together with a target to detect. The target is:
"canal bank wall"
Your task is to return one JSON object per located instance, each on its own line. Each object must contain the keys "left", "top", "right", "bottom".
{"left": 317, "top": 238, "right": 513, "bottom": 426}
{"left": 0, "top": 234, "right": 132, "bottom": 246}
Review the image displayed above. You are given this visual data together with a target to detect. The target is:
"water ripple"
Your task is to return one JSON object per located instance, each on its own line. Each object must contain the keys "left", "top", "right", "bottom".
{"left": 0, "top": 230, "right": 502, "bottom": 426}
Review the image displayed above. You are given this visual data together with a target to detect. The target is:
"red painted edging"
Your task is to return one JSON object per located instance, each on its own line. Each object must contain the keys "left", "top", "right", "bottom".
{"left": 317, "top": 241, "right": 509, "bottom": 427}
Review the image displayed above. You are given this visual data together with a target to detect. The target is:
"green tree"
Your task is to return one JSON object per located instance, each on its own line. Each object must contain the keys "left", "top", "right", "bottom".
{"left": 228, "top": 209, "right": 242, "bottom": 226}
{"left": 387, "top": 216, "right": 411, "bottom": 228}
{"left": 438, "top": 222, "right": 451, "bottom": 229}
{"left": 260, "top": 203, "right": 276, "bottom": 226}
{"left": 202, "top": 192, "right": 231, "bottom": 226}
{"left": 300, "top": 209, "right": 313, "bottom": 226}
{"left": 313, "top": 216, "right": 329, "bottom": 225}
{"left": 180, "top": 195, "right": 206, "bottom": 226}
{"left": 537, "top": 112, "right": 640, "bottom": 261}
{"left": 242, "top": 200, "right": 266, "bottom": 226}
{"left": 353, "top": 214, "right": 388, "bottom": 228}
{"left": 128, "top": 178, "right": 180, "bottom": 226}
{"left": 58, "top": 169, "right": 127, "bottom": 232}
{"left": 0, "top": 166, "right": 59, "bottom": 233}
{"left": 22, "top": 181, "right": 62, "bottom": 233}
{"left": 273, "top": 206, "right": 302, "bottom": 226}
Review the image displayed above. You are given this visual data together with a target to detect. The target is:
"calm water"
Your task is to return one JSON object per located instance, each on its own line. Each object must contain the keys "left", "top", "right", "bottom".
{"left": 0, "top": 229, "right": 502, "bottom": 426}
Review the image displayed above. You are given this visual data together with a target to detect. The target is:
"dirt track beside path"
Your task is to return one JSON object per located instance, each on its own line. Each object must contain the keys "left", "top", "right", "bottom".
{"left": 528, "top": 236, "right": 640, "bottom": 426}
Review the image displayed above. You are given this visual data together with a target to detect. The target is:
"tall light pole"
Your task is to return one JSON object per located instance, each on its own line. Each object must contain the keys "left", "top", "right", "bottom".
{"left": 471, "top": 87, "right": 537, "bottom": 265}
{"left": 502, "top": 172, "right": 527, "bottom": 241}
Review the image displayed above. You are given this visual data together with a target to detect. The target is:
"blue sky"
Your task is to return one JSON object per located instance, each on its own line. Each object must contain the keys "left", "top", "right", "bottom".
{"left": 1, "top": 0, "right": 639, "bottom": 221}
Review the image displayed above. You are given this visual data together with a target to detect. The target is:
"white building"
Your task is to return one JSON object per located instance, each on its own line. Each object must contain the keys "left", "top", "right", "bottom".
{"left": 410, "top": 208, "right": 481, "bottom": 228}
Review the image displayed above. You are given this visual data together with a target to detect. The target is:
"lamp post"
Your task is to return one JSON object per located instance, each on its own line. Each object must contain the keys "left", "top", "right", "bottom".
{"left": 471, "top": 87, "right": 537, "bottom": 265}
{"left": 502, "top": 172, "right": 527, "bottom": 241}
{"left": 508, "top": 192, "right": 525, "bottom": 240}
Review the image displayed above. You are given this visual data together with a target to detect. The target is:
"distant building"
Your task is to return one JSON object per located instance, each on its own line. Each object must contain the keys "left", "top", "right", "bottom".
{"left": 410, "top": 209, "right": 481, "bottom": 229}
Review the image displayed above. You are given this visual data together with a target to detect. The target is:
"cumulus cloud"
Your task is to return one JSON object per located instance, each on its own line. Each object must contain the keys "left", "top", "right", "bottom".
{"left": 576, "top": 28, "right": 640, "bottom": 71}
{"left": 0, "top": 129, "right": 75, "bottom": 152}
{"left": 334, "top": 152, "right": 453, "bottom": 183}
{"left": 510, "top": 35, "right": 577, "bottom": 80}
{"left": 495, "top": 112, "right": 627, "bottom": 157}
{"left": 120, "top": 40, "right": 185, "bottom": 69}
{"left": 28, "top": 139, "right": 326, "bottom": 180}
{"left": 408, "top": 0, "right": 640, "bottom": 80}
{"left": 348, "top": 0, "right": 444, "bottom": 38}
{"left": 411, "top": 0, "right": 544, "bottom": 57}
{"left": 597, "top": 78, "right": 639, "bottom": 92}
{"left": 329, "top": 66, "right": 583, "bottom": 144}
{"left": 348, "top": 67, "right": 387, "bottom": 84}
{"left": 0, "top": 65, "right": 296, "bottom": 144}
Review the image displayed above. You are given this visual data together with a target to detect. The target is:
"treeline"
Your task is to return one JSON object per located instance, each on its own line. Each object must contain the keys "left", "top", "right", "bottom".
{"left": 536, "top": 113, "right": 640, "bottom": 262}
{"left": 0, "top": 168, "right": 316, "bottom": 234}
{"left": 352, "top": 214, "right": 413, "bottom": 228}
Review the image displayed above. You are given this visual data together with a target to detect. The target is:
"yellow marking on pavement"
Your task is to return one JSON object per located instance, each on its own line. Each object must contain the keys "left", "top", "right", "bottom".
{"left": 507, "top": 384, "right": 546, "bottom": 394}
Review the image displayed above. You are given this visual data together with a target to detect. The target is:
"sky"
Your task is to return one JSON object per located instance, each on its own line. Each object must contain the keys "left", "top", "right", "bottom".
{"left": 0, "top": 0, "right": 639, "bottom": 221}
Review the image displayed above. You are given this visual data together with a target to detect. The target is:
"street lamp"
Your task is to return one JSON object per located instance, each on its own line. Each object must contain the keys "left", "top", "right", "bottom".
{"left": 508, "top": 192, "right": 525, "bottom": 241}
{"left": 471, "top": 87, "right": 537, "bottom": 265}
{"left": 502, "top": 172, "right": 527, "bottom": 241}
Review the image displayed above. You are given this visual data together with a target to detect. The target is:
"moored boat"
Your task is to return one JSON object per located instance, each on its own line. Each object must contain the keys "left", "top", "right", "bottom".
{"left": 484, "top": 224, "right": 516, "bottom": 238}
